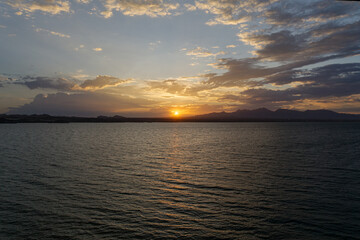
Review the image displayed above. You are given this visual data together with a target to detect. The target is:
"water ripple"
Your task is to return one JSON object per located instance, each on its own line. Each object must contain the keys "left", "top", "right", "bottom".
{"left": 0, "top": 122, "right": 359, "bottom": 239}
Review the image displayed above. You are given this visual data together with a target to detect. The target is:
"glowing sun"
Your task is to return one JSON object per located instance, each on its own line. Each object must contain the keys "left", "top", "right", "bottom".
{"left": 172, "top": 110, "right": 180, "bottom": 117}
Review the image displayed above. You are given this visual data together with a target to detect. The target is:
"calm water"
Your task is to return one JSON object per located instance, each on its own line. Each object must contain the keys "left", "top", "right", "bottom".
{"left": 0, "top": 122, "right": 359, "bottom": 239}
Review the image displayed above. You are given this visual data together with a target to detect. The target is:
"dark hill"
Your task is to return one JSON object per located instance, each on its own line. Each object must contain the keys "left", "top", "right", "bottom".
{"left": 190, "top": 108, "right": 360, "bottom": 121}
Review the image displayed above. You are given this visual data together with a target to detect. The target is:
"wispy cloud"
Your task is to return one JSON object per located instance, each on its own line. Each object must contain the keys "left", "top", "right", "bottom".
{"left": 186, "top": 47, "right": 226, "bottom": 58}
{"left": 74, "top": 44, "right": 85, "bottom": 51}
{"left": 149, "top": 40, "right": 161, "bottom": 50}
{"left": 34, "top": 27, "right": 70, "bottom": 38}
{"left": 92, "top": 47, "right": 102, "bottom": 52}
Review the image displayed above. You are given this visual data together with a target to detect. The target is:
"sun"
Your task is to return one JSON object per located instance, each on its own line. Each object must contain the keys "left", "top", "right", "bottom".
{"left": 172, "top": 110, "right": 180, "bottom": 117}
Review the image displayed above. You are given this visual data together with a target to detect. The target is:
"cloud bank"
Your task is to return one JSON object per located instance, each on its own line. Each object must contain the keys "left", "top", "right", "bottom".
{"left": 8, "top": 92, "right": 155, "bottom": 117}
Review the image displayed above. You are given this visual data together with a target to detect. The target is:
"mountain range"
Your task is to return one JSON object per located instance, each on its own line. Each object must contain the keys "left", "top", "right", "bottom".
{"left": 189, "top": 108, "right": 360, "bottom": 121}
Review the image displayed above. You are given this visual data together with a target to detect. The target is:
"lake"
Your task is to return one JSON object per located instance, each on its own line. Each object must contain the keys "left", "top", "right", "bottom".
{"left": 0, "top": 122, "right": 359, "bottom": 239}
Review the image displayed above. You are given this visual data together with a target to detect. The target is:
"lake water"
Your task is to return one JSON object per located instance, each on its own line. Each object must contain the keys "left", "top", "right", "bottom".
{"left": 0, "top": 122, "right": 359, "bottom": 239}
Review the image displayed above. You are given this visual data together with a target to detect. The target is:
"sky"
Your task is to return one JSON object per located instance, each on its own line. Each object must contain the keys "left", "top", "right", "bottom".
{"left": 0, "top": 0, "right": 360, "bottom": 117}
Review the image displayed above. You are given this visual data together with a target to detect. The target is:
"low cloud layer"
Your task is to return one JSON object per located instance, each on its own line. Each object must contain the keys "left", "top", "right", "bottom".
{"left": 16, "top": 75, "right": 127, "bottom": 91}
{"left": 8, "top": 92, "right": 155, "bottom": 117}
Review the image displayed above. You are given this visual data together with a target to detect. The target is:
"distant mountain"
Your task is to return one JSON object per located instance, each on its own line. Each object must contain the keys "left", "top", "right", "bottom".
{"left": 1, "top": 109, "right": 360, "bottom": 123}
{"left": 190, "top": 108, "right": 360, "bottom": 121}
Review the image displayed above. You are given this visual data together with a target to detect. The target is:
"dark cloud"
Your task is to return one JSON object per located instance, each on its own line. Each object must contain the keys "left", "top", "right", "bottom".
{"left": 204, "top": 56, "right": 327, "bottom": 88}
{"left": 202, "top": 1, "right": 360, "bottom": 93}
{"left": 245, "top": 30, "right": 306, "bottom": 61}
{"left": 8, "top": 92, "right": 156, "bottom": 117}
{"left": 239, "top": 20, "right": 360, "bottom": 62}
{"left": 266, "top": 63, "right": 360, "bottom": 86}
{"left": 19, "top": 76, "right": 76, "bottom": 91}
{"left": 283, "top": 64, "right": 360, "bottom": 99}
{"left": 205, "top": 58, "right": 275, "bottom": 87}
{"left": 219, "top": 89, "right": 301, "bottom": 109}
{"left": 265, "top": 1, "right": 356, "bottom": 26}
{"left": 219, "top": 63, "right": 360, "bottom": 109}
{"left": 16, "top": 75, "right": 127, "bottom": 91}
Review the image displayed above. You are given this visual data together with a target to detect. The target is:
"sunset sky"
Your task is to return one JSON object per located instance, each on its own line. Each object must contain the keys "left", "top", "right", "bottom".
{"left": 0, "top": 0, "right": 360, "bottom": 117}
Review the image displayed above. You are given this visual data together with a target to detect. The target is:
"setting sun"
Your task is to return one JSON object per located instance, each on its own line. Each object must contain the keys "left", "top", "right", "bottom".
{"left": 171, "top": 110, "right": 181, "bottom": 117}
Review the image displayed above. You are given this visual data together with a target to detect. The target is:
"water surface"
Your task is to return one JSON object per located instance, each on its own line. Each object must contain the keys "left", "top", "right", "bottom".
{"left": 0, "top": 122, "right": 359, "bottom": 239}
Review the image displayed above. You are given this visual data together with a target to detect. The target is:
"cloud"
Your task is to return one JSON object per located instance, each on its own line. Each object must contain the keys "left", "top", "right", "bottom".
{"left": 204, "top": 58, "right": 278, "bottom": 88}
{"left": 265, "top": 1, "right": 357, "bottom": 26}
{"left": 194, "top": 0, "right": 359, "bottom": 27}
{"left": 0, "top": 75, "right": 9, "bottom": 82}
{"left": 17, "top": 75, "right": 127, "bottom": 91}
{"left": 7, "top": 0, "right": 70, "bottom": 15}
{"left": 34, "top": 27, "right": 70, "bottom": 38}
{"left": 270, "top": 63, "right": 360, "bottom": 99}
{"left": 148, "top": 40, "right": 161, "bottom": 50}
{"left": 74, "top": 44, "right": 85, "bottom": 51}
{"left": 93, "top": 47, "right": 102, "bottom": 52}
{"left": 76, "top": 0, "right": 90, "bottom": 3}
{"left": 147, "top": 79, "right": 187, "bottom": 95}
{"left": 239, "top": 20, "right": 360, "bottom": 62}
{"left": 192, "top": 0, "right": 360, "bottom": 97}
{"left": 218, "top": 63, "right": 360, "bottom": 109}
{"left": 8, "top": 92, "right": 156, "bottom": 117}
{"left": 226, "top": 45, "right": 236, "bottom": 48}
{"left": 79, "top": 75, "right": 128, "bottom": 90}
{"left": 184, "top": 3, "right": 196, "bottom": 11}
{"left": 186, "top": 47, "right": 226, "bottom": 58}
{"left": 192, "top": 0, "right": 268, "bottom": 26}
{"left": 19, "top": 76, "right": 76, "bottom": 91}
{"left": 193, "top": 0, "right": 360, "bottom": 64}
{"left": 100, "top": 0, "right": 179, "bottom": 18}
